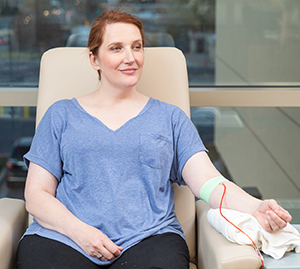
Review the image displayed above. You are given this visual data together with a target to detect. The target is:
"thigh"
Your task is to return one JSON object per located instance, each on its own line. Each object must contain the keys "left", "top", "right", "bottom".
{"left": 16, "top": 234, "right": 101, "bottom": 269}
{"left": 109, "top": 233, "right": 190, "bottom": 269}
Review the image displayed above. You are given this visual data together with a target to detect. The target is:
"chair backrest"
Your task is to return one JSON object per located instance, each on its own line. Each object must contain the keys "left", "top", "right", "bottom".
{"left": 37, "top": 47, "right": 196, "bottom": 263}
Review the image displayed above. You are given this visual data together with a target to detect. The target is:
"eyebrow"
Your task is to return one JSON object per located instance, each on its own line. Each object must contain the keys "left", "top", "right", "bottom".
{"left": 108, "top": 39, "right": 143, "bottom": 47}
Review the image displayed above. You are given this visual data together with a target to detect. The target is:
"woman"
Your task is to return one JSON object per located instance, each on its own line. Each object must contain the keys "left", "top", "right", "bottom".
{"left": 17, "top": 9, "right": 292, "bottom": 269}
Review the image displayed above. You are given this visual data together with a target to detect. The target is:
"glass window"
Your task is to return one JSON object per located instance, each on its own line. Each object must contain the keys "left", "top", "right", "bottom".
{"left": 191, "top": 106, "right": 300, "bottom": 223}
{"left": 0, "top": 106, "right": 35, "bottom": 199}
{"left": 0, "top": 0, "right": 216, "bottom": 86}
{"left": 216, "top": 0, "right": 300, "bottom": 86}
{"left": 2, "top": 0, "right": 300, "bottom": 87}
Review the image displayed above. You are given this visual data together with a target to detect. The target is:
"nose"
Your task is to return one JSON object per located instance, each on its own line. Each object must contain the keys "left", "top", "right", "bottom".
{"left": 123, "top": 48, "right": 135, "bottom": 65}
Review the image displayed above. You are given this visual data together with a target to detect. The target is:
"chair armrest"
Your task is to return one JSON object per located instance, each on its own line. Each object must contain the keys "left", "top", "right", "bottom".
{"left": 196, "top": 200, "right": 261, "bottom": 269}
{"left": 0, "top": 198, "right": 27, "bottom": 269}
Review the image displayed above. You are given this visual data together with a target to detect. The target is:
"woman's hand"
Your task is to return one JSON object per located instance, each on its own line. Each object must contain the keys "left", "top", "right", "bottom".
{"left": 73, "top": 223, "right": 123, "bottom": 262}
{"left": 253, "top": 199, "right": 292, "bottom": 232}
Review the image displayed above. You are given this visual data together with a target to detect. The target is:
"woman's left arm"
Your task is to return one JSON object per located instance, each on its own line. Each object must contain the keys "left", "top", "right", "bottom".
{"left": 182, "top": 151, "right": 292, "bottom": 232}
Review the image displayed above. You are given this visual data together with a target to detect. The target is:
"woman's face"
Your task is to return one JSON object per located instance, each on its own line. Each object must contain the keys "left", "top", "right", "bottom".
{"left": 90, "top": 22, "right": 144, "bottom": 90}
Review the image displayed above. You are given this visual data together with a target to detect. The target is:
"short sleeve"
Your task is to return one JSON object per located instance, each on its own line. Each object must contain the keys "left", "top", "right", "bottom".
{"left": 24, "top": 102, "right": 65, "bottom": 181}
{"left": 170, "top": 108, "right": 207, "bottom": 185}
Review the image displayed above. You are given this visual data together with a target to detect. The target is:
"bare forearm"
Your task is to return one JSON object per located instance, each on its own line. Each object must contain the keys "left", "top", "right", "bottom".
{"left": 209, "top": 181, "right": 261, "bottom": 215}
{"left": 25, "top": 189, "right": 85, "bottom": 242}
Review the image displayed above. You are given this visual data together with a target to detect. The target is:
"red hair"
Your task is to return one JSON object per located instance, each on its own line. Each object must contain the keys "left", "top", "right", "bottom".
{"left": 88, "top": 9, "right": 145, "bottom": 56}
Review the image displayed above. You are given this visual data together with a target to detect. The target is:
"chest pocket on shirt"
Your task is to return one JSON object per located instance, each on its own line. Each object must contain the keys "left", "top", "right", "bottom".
{"left": 139, "top": 133, "right": 172, "bottom": 169}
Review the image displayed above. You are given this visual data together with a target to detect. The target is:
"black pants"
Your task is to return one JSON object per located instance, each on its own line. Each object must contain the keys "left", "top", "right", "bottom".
{"left": 16, "top": 233, "right": 190, "bottom": 269}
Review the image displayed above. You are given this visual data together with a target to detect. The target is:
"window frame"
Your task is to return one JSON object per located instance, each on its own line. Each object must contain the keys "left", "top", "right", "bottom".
{"left": 1, "top": 87, "right": 300, "bottom": 108}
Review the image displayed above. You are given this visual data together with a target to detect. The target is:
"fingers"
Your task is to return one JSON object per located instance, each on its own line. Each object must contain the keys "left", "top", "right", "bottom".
{"left": 275, "top": 207, "right": 293, "bottom": 223}
{"left": 85, "top": 235, "right": 122, "bottom": 261}
{"left": 98, "top": 252, "right": 108, "bottom": 262}
{"left": 264, "top": 208, "right": 292, "bottom": 232}
{"left": 76, "top": 224, "right": 123, "bottom": 262}
{"left": 267, "top": 200, "right": 292, "bottom": 220}
{"left": 256, "top": 200, "right": 293, "bottom": 232}
{"left": 264, "top": 211, "right": 281, "bottom": 232}
{"left": 107, "top": 241, "right": 123, "bottom": 256}
{"left": 97, "top": 247, "right": 122, "bottom": 261}
{"left": 94, "top": 240, "right": 123, "bottom": 262}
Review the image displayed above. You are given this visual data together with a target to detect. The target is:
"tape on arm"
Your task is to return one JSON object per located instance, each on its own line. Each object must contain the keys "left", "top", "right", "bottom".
{"left": 200, "top": 176, "right": 229, "bottom": 204}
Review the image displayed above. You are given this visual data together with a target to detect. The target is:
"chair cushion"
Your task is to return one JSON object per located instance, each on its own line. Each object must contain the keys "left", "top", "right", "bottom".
{"left": 0, "top": 198, "right": 27, "bottom": 269}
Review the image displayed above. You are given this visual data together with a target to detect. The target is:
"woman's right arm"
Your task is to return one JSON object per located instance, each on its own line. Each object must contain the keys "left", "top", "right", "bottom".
{"left": 25, "top": 162, "right": 122, "bottom": 261}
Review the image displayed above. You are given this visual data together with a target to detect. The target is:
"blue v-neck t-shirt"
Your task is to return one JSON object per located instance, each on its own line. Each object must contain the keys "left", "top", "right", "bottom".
{"left": 23, "top": 97, "right": 207, "bottom": 265}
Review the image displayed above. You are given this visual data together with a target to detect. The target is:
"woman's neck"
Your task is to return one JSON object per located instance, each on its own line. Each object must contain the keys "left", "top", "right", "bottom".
{"left": 94, "top": 86, "right": 140, "bottom": 106}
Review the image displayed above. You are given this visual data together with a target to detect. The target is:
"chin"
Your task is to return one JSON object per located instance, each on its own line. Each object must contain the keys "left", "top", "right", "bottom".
{"left": 123, "top": 78, "right": 140, "bottom": 88}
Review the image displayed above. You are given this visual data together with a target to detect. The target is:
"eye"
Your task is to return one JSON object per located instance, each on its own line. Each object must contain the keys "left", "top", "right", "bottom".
{"left": 110, "top": 46, "right": 121, "bottom": 51}
{"left": 133, "top": 44, "right": 142, "bottom": 51}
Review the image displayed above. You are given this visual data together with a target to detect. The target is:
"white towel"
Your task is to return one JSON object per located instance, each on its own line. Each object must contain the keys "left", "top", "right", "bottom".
{"left": 207, "top": 208, "right": 300, "bottom": 259}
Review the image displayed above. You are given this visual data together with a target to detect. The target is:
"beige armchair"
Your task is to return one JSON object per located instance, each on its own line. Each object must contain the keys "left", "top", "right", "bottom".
{"left": 0, "top": 47, "right": 261, "bottom": 269}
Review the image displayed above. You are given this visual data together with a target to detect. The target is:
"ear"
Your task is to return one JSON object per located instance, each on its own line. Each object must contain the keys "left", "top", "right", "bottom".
{"left": 89, "top": 52, "right": 101, "bottom": 71}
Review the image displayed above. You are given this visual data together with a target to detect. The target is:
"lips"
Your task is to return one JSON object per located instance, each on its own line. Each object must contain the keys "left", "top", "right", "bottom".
{"left": 119, "top": 68, "right": 138, "bottom": 75}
